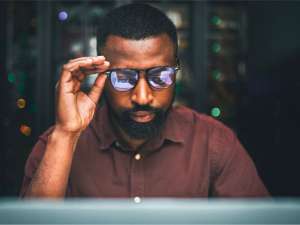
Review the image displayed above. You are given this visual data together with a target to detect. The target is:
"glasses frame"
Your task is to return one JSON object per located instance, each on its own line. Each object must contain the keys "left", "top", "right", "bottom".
{"left": 105, "top": 65, "right": 180, "bottom": 92}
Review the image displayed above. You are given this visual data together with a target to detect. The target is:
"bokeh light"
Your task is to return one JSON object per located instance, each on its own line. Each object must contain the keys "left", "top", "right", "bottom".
{"left": 211, "top": 42, "right": 222, "bottom": 54}
{"left": 211, "top": 107, "right": 221, "bottom": 118}
{"left": 212, "top": 69, "right": 222, "bottom": 81}
{"left": 211, "top": 15, "right": 222, "bottom": 26}
{"left": 7, "top": 73, "right": 15, "bottom": 83}
{"left": 17, "top": 98, "right": 26, "bottom": 109}
{"left": 20, "top": 124, "right": 31, "bottom": 136}
{"left": 58, "top": 11, "right": 68, "bottom": 21}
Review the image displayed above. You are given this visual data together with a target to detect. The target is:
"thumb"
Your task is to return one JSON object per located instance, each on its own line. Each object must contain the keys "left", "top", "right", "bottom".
{"left": 88, "top": 74, "right": 107, "bottom": 104}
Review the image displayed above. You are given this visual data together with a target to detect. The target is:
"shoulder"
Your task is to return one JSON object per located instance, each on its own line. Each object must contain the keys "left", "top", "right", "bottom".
{"left": 177, "top": 106, "right": 241, "bottom": 160}
{"left": 171, "top": 105, "right": 235, "bottom": 138}
{"left": 168, "top": 105, "right": 238, "bottom": 160}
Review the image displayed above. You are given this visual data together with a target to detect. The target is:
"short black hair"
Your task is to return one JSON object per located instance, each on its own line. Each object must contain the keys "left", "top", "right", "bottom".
{"left": 97, "top": 3, "right": 178, "bottom": 56}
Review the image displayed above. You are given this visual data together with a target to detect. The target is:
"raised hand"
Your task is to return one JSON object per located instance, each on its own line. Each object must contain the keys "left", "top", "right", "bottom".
{"left": 56, "top": 56, "right": 109, "bottom": 133}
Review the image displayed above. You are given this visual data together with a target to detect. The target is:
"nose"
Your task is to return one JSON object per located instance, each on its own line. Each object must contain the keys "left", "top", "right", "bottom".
{"left": 131, "top": 74, "right": 154, "bottom": 106}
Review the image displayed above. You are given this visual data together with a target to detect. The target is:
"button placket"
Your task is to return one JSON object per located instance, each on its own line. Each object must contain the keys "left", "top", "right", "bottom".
{"left": 130, "top": 152, "right": 144, "bottom": 198}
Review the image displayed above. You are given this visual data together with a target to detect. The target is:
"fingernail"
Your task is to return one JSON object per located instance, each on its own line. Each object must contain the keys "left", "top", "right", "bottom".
{"left": 104, "top": 61, "right": 110, "bottom": 66}
{"left": 87, "top": 58, "right": 93, "bottom": 63}
{"left": 96, "top": 56, "right": 105, "bottom": 60}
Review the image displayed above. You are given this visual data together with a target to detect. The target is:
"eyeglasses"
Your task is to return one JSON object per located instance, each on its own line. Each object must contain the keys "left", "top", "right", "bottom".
{"left": 105, "top": 66, "right": 180, "bottom": 92}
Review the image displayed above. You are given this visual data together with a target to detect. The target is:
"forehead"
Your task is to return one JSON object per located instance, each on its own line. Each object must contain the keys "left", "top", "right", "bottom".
{"left": 101, "top": 34, "right": 176, "bottom": 68}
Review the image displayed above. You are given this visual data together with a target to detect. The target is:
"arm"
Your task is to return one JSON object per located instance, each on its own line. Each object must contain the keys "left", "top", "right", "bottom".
{"left": 23, "top": 56, "right": 109, "bottom": 198}
{"left": 24, "top": 127, "right": 79, "bottom": 197}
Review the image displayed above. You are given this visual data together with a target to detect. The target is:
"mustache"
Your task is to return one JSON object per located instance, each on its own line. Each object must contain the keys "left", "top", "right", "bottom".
{"left": 123, "top": 104, "right": 161, "bottom": 114}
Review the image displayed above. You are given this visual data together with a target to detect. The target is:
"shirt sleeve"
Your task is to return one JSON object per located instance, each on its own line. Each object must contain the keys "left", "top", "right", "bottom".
{"left": 210, "top": 125, "right": 270, "bottom": 197}
{"left": 19, "top": 127, "right": 53, "bottom": 197}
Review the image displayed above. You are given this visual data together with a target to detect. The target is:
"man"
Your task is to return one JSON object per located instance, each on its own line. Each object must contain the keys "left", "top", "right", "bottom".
{"left": 20, "top": 3, "right": 269, "bottom": 198}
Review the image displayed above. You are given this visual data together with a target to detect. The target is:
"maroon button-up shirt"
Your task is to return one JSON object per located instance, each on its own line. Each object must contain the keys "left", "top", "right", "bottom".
{"left": 20, "top": 105, "right": 269, "bottom": 197}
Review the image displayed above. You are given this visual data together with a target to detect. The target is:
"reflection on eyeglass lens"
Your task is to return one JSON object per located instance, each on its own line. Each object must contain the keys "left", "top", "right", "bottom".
{"left": 108, "top": 66, "right": 177, "bottom": 91}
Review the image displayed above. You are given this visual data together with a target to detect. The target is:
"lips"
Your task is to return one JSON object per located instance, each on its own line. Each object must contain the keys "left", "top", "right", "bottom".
{"left": 130, "top": 111, "right": 155, "bottom": 123}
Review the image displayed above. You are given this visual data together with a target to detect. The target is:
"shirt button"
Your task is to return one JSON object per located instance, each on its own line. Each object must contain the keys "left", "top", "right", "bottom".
{"left": 134, "top": 153, "right": 142, "bottom": 161}
{"left": 134, "top": 196, "right": 141, "bottom": 203}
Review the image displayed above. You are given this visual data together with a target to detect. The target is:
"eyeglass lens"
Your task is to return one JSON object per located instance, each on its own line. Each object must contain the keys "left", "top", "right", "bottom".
{"left": 109, "top": 67, "right": 176, "bottom": 91}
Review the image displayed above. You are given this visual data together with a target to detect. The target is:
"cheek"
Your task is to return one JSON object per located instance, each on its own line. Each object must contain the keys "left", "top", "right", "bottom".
{"left": 153, "top": 87, "right": 175, "bottom": 109}
{"left": 104, "top": 83, "right": 132, "bottom": 110}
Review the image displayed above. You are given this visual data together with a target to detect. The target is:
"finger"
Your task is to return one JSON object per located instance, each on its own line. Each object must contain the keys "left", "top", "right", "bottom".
{"left": 67, "top": 59, "right": 108, "bottom": 75}
{"left": 66, "top": 59, "right": 94, "bottom": 72}
{"left": 87, "top": 73, "right": 108, "bottom": 104}
{"left": 73, "top": 80, "right": 81, "bottom": 93}
{"left": 68, "top": 57, "right": 90, "bottom": 63}
{"left": 60, "top": 66, "right": 73, "bottom": 84}
{"left": 78, "top": 68, "right": 107, "bottom": 76}
{"left": 61, "top": 59, "right": 107, "bottom": 83}
{"left": 68, "top": 55, "right": 105, "bottom": 63}
{"left": 66, "top": 56, "right": 106, "bottom": 70}
{"left": 74, "top": 60, "right": 110, "bottom": 74}
{"left": 74, "top": 72, "right": 85, "bottom": 82}
{"left": 72, "top": 63, "right": 110, "bottom": 82}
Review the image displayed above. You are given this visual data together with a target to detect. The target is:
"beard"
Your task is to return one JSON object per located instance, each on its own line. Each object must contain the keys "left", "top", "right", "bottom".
{"left": 107, "top": 103, "right": 171, "bottom": 140}
{"left": 103, "top": 85, "right": 175, "bottom": 140}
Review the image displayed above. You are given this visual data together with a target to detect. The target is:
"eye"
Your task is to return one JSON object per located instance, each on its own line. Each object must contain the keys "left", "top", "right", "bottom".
{"left": 110, "top": 69, "right": 138, "bottom": 91}
{"left": 151, "top": 76, "right": 167, "bottom": 86}
{"left": 116, "top": 74, "right": 129, "bottom": 82}
{"left": 148, "top": 67, "right": 175, "bottom": 88}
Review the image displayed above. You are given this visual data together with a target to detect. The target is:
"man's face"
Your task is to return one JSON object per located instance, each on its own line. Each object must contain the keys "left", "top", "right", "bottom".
{"left": 102, "top": 34, "right": 177, "bottom": 139}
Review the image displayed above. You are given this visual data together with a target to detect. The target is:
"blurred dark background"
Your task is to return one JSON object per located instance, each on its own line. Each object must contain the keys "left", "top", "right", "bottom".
{"left": 0, "top": 0, "right": 299, "bottom": 197}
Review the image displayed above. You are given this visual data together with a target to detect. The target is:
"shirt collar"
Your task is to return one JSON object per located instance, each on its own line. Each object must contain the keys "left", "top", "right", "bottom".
{"left": 162, "top": 106, "right": 185, "bottom": 144}
{"left": 90, "top": 104, "right": 184, "bottom": 152}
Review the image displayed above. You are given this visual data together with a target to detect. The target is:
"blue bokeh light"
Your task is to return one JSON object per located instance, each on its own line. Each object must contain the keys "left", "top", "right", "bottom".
{"left": 58, "top": 11, "right": 68, "bottom": 21}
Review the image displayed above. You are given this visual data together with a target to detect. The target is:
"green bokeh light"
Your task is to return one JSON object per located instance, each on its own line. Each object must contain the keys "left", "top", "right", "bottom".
{"left": 212, "top": 69, "right": 221, "bottom": 81}
{"left": 8, "top": 73, "right": 16, "bottom": 83}
{"left": 211, "top": 15, "right": 222, "bottom": 26}
{"left": 211, "top": 107, "right": 221, "bottom": 118}
{"left": 211, "top": 42, "right": 221, "bottom": 54}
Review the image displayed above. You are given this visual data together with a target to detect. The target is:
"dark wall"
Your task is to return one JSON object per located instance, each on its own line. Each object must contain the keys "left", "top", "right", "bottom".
{"left": 2, "top": 1, "right": 300, "bottom": 197}
{"left": 241, "top": 2, "right": 300, "bottom": 196}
